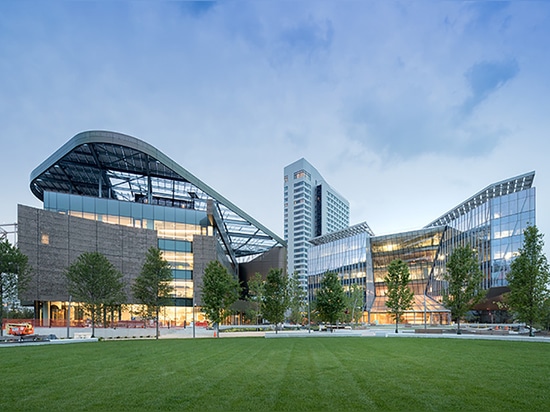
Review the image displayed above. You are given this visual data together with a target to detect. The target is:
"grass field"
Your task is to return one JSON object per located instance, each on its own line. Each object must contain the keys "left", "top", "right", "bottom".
{"left": 1, "top": 337, "right": 549, "bottom": 411}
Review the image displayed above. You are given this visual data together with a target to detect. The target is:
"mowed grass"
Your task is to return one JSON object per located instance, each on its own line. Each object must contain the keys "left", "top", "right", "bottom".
{"left": 1, "top": 337, "right": 549, "bottom": 411}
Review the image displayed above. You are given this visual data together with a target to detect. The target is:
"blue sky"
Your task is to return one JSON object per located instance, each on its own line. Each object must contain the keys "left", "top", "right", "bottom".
{"left": 1, "top": 1, "right": 549, "bottom": 247}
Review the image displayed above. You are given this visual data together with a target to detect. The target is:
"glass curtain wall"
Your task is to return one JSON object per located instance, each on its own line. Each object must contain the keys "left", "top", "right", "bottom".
{"left": 370, "top": 228, "right": 449, "bottom": 325}
{"left": 490, "top": 188, "right": 535, "bottom": 286}
{"left": 308, "top": 231, "right": 374, "bottom": 323}
{"left": 44, "top": 191, "right": 211, "bottom": 325}
{"left": 430, "top": 187, "right": 536, "bottom": 301}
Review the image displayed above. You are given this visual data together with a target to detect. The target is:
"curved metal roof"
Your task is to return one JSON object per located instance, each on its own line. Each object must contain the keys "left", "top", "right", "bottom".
{"left": 30, "top": 130, "right": 285, "bottom": 258}
{"left": 425, "top": 171, "right": 535, "bottom": 228}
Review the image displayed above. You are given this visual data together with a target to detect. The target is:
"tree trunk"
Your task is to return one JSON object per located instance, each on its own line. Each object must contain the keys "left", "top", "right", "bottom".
{"left": 156, "top": 309, "right": 159, "bottom": 340}
{"left": 91, "top": 309, "right": 96, "bottom": 338}
{"left": 457, "top": 317, "right": 462, "bottom": 335}
{"left": 395, "top": 316, "right": 398, "bottom": 334}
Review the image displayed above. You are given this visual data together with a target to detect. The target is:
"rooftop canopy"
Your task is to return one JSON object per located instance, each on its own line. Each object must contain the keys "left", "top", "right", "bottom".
{"left": 424, "top": 171, "right": 535, "bottom": 228}
{"left": 30, "top": 130, "right": 285, "bottom": 259}
{"left": 309, "top": 221, "right": 375, "bottom": 246}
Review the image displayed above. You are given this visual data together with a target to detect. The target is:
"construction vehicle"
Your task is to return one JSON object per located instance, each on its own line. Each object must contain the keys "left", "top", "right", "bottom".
{"left": 1, "top": 323, "right": 54, "bottom": 344}
{"left": 7, "top": 322, "right": 35, "bottom": 336}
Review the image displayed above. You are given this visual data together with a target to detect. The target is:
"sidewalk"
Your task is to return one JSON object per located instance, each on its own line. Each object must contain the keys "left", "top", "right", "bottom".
{"left": 16, "top": 326, "right": 550, "bottom": 343}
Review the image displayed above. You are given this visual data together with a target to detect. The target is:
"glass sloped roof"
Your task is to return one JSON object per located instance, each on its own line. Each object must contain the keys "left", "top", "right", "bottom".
{"left": 309, "top": 221, "right": 375, "bottom": 246}
{"left": 30, "top": 130, "right": 285, "bottom": 259}
{"left": 425, "top": 171, "right": 535, "bottom": 228}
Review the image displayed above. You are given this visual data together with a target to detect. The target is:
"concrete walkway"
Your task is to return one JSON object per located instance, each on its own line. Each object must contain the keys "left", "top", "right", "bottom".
{"left": 3, "top": 326, "right": 549, "bottom": 345}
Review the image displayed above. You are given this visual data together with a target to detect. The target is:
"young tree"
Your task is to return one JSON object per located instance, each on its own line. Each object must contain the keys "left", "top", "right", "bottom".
{"left": 245, "top": 273, "right": 264, "bottom": 326}
{"left": 201, "top": 261, "right": 240, "bottom": 338}
{"left": 132, "top": 247, "right": 174, "bottom": 339}
{"left": 288, "top": 271, "right": 305, "bottom": 325}
{"left": 66, "top": 252, "right": 125, "bottom": 337}
{"left": 347, "top": 283, "right": 365, "bottom": 327}
{"left": 262, "top": 268, "right": 288, "bottom": 333}
{"left": 0, "top": 240, "right": 30, "bottom": 336}
{"left": 443, "top": 245, "right": 485, "bottom": 335}
{"left": 316, "top": 271, "right": 346, "bottom": 332}
{"left": 507, "top": 225, "right": 550, "bottom": 336}
{"left": 385, "top": 259, "right": 414, "bottom": 333}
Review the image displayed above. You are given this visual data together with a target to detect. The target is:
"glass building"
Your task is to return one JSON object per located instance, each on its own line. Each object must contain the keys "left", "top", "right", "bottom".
{"left": 18, "top": 130, "right": 286, "bottom": 326}
{"left": 308, "top": 171, "right": 536, "bottom": 325}
{"left": 284, "top": 158, "right": 349, "bottom": 292}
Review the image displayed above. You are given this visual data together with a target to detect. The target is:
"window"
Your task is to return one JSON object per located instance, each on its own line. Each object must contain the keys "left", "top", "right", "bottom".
{"left": 294, "top": 170, "right": 311, "bottom": 180}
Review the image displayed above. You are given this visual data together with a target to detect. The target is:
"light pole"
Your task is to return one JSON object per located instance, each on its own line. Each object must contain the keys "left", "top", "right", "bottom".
{"left": 66, "top": 295, "right": 72, "bottom": 339}
{"left": 192, "top": 301, "right": 196, "bottom": 339}
{"left": 307, "top": 276, "right": 311, "bottom": 333}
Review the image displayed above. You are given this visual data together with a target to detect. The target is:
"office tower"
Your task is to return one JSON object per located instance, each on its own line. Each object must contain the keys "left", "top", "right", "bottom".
{"left": 284, "top": 158, "right": 350, "bottom": 290}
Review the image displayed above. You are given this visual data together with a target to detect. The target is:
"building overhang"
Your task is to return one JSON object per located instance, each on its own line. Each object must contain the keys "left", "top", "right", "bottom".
{"left": 30, "top": 130, "right": 286, "bottom": 259}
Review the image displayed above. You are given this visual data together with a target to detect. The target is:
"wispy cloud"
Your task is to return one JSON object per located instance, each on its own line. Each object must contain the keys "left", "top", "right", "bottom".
{"left": 460, "top": 59, "right": 520, "bottom": 116}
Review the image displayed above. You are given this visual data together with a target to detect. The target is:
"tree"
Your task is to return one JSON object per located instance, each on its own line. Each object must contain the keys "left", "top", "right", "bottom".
{"left": 385, "top": 259, "right": 414, "bottom": 333}
{"left": 507, "top": 225, "right": 550, "bottom": 336}
{"left": 0, "top": 240, "right": 31, "bottom": 336}
{"left": 443, "top": 245, "right": 485, "bottom": 335}
{"left": 66, "top": 252, "right": 125, "bottom": 337}
{"left": 346, "top": 283, "right": 365, "bottom": 327}
{"left": 288, "top": 271, "right": 305, "bottom": 325}
{"left": 245, "top": 273, "right": 264, "bottom": 326}
{"left": 316, "top": 271, "right": 346, "bottom": 332}
{"left": 262, "top": 268, "right": 288, "bottom": 333}
{"left": 132, "top": 247, "right": 174, "bottom": 339}
{"left": 201, "top": 261, "right": 240, "bottom": 338}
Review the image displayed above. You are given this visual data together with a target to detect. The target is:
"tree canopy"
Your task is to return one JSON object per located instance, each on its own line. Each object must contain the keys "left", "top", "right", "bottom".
{"left": 0, "top": 240, "right": 30, "bottom": 336}
{"left": 132, "top": 247, "right": 174, "bottom": 339}
{"left": 507, "top": 225, "right": 550, "bottom": 336}
{"left": 245, "top": 273, "right": 264, "bottom": 325}
{"left": 443, "top": 245, "right": 485, "bottom": 335}
{"left": 287, "top": 271, "right": 305, "bottom": 325}
{"left": 316, "top": 271, "right": 345, "bottom": 331}
{"left": 201, "top": 261, "right": 240, "bottom": 337}
{"left": 384, "top": 259, "right": 414, "bottom": 333}
{"left": 65, "top": 251, "right": 125, "bottom": 337}
{"left": 346, "top": 283, "right": 365, "bottom": 327}
{"left": 262, "top": 268, "right": 288, "bottom": 333}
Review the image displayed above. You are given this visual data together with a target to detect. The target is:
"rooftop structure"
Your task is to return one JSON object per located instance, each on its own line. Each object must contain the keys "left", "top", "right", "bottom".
{"left": 30, "top": 130, "right": 285, "bottom": 262}
{"left": 425, "top": 171, "right": 535, "bottom": 228}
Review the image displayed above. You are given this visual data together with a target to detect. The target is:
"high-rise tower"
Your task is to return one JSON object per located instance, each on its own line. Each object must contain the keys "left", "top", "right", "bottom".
{"left": 284, "top": 158, "right": 350, "bottom": 290}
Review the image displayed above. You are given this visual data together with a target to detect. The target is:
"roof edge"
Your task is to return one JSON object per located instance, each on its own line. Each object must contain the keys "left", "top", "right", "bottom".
{"left": 30, "top": 130, "right": 285, "bottom": 247}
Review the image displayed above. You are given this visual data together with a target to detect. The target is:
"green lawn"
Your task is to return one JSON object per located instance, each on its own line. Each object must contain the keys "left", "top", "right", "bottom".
{"left": 1, "top": 337, "right": 549, "bottom": 411}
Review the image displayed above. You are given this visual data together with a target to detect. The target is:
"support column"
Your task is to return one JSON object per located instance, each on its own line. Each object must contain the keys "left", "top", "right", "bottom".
{"left": 42, "top": 301, "right": 50, "bottom": 327}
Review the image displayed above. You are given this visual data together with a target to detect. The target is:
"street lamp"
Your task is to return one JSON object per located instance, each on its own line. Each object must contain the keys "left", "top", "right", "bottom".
{"left": 192, "top": 301, "right": 196, "bottom": 339}
{"left": 66, "top": 295, "right": 72, "bottom": 339}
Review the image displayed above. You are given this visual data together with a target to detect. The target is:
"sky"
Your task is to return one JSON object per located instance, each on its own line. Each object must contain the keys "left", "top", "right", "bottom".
{"left": 1, "top": 1, "right": 549, "bottom": 248}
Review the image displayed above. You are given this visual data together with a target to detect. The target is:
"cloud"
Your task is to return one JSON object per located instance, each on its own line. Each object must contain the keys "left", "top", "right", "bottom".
{"left": 269, "top": 15, "right": 334, "bottom": 67}
{"left": 177, "top": 1, "right": 217, "bottom": 17}
{"left": 279, "top": 16, "right": 333, "bottom": 56}
{"left": 460, "top": 59, "right": 520, "bottom": 116}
